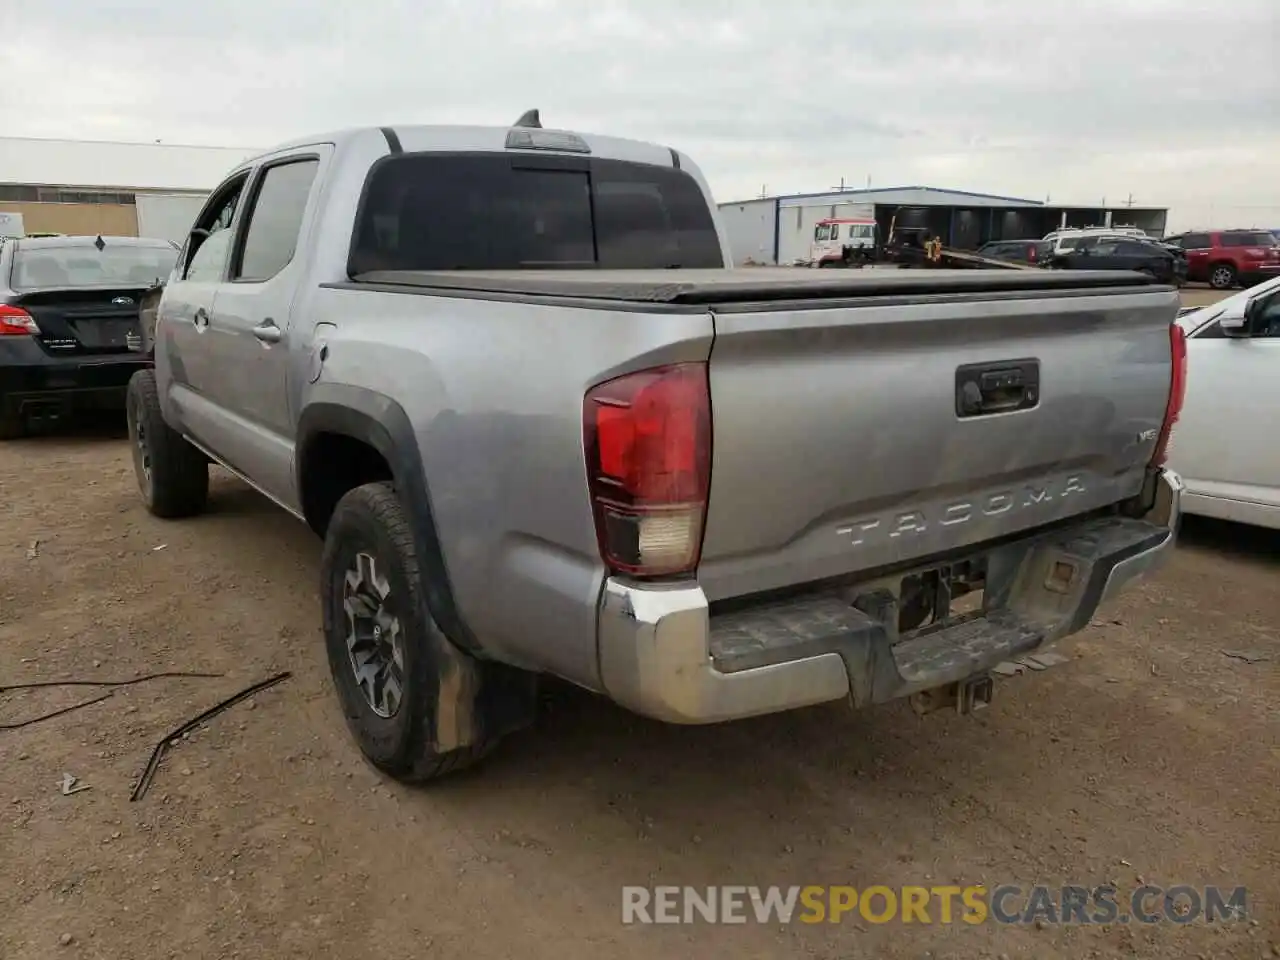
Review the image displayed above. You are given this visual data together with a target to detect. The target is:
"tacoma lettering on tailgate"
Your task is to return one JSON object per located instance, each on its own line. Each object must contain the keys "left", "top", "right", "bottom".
{"left": 837, "top": 475, "right": 1087, "bottom": 547}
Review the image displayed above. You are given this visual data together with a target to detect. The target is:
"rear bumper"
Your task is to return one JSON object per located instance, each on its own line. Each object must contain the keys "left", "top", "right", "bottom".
{"left": 598, "top": 468, "right": 1182, "bottom": 724}
{"left": 0, "top": 337, "right": 148, "bottom": 421}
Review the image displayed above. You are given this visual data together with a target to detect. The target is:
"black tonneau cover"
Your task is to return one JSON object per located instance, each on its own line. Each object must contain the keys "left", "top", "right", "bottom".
{"left": 352, "top": 266, "right": 1161, "bottom": 305}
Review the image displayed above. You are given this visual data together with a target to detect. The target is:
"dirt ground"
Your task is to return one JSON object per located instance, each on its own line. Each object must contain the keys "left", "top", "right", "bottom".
{"left": 3, "top": 286, "right": 1276, "bottom": 960}
{"left": 1179, "top": 285, "right": 1236, "bottom": 309}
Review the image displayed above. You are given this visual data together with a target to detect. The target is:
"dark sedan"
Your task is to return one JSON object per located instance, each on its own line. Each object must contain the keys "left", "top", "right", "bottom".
{"left": 975, "top": 239, "right": 1051, "bottom": 265}
{"left": 0, "top": 235, "right": 178, "bottom": 439}
{"left": 1044, "top": 236, "right": 1187, "bottom": 284}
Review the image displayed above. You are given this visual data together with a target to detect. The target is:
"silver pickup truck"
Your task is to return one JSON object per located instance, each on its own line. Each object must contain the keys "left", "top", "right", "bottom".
{"left": 127, "top": 114, "right": 1186, "bottom": 782}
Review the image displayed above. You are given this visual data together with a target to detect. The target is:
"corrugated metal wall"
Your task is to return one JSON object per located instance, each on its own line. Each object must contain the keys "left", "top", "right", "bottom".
{"left": 717, "top": 199, "right": 777, "bottom": 265}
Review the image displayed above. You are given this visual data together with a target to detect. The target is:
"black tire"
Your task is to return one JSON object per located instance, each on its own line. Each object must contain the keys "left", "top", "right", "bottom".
{"left": 320, "top": 482, "right": 498, "bottom": 783}
{"left": 1209, "top": 263, "right": 1237, "bottom": 290}
{"left": 126, "top": 370, "right": 209, "bottom": 518}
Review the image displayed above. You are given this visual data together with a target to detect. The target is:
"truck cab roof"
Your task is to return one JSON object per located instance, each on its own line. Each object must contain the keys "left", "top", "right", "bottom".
{"left": 240, "top": 123, "right": 685, "bottom": 173}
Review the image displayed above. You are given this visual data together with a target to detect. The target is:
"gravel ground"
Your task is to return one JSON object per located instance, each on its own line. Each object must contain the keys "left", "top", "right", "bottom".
{"left": 2, "top": 286, "right": 1276, "bottom": 960}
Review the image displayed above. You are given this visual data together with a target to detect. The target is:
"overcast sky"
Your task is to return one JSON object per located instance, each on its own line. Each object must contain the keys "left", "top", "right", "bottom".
{"left": 2, "top": 0, "right": 1277, "bottom": 228}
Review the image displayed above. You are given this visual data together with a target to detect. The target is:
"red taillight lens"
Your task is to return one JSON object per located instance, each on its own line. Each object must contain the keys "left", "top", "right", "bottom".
{"left": 0, "top": 304, "right": 39, "bottom": 336}
{"left": 1151, "top": 323, "right": 1187, "bottom": 466}
{"left": 584, "top": 363, "right": 711, "bottom": 577}
{"left": 1028, "top": 245, "right": 1037, "bottom": 262}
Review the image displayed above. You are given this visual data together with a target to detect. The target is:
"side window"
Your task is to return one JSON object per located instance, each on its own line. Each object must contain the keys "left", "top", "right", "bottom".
{"left": 181, "top": 173, "right": 249, "bottom": 281}
{"left": 185, "top": 229, "right": 234, "bottom": 282}
{"left": 1180, "top": 233, "right": 1211, "bottom": 249}
{"left": 1059, "top": 237, "right": 1081, "bottom": 250}
{"left": 815, "top": 225, "right": 828, "bottom": 242}
{"left": 1254, "top": 292, "right": 1280, "bottom": 338}
{"left": 1091, "top": 241, "right": 1120, "bottom": 255}
{"left": 233, "top": 159, "right": 320, "bottom": 282}
{"left": 1223, "top": 231, "right": 1276, "bottom": 248}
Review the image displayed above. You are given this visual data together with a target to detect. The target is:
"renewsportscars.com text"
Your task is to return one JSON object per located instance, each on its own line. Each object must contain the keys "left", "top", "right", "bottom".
{"left": 621, "top": 884, "right": 1248, "bottom": 926}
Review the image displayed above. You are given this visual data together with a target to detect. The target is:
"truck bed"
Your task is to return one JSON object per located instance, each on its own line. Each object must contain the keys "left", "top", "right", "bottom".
{"left": 346, "top": 263, "right": 1179, "bottom": 607}
{"left": 352, "top": 267, "right": 1160, "bottom": 306}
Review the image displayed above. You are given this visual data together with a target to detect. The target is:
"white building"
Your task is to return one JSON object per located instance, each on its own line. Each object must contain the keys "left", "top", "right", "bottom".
{"left": 719, "top": 186, "right": 1170, "bottom": 265}
{"left": 0, "top": 136, "right": 260, "bottom": 242}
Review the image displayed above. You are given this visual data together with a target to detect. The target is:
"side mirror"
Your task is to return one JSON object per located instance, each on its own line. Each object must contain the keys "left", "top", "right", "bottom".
{"left": 1219, "top": 306, "right": 1249, "bottom": 337}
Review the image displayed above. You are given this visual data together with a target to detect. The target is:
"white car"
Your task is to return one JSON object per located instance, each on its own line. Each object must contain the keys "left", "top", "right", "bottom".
{"left": 1170, "top": 276, "right": 1280, "bottom": 529}
{"left": 1043, "top": 226, "right": 1149, "bottom": 255}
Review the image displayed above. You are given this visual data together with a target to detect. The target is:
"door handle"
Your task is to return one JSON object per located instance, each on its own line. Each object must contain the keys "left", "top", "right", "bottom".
{"left": 193, "top": 308, "right": 209, "bottom": 330}
{"left": 252, "top": 320, "right": 282, "bottom": 344}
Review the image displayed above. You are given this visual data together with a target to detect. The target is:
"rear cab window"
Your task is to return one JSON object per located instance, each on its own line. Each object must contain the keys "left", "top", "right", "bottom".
{"left": 348, "top": 153, "right": 724, "bottom": 274}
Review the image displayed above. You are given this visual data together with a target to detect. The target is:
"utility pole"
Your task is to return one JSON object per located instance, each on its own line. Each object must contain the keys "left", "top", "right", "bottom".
{"left": 1125, "top": 193, "right": 1134, "bottom": 208}
{"left": 830, "top": 176, "right": 848, "bottom": 192}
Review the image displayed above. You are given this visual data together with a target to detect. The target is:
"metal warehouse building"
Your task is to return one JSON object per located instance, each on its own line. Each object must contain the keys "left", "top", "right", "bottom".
{"left": 719, "top": 186, "right": 1170, "bottom": 266}
{"left": 0, "top": 136, "right": 258, "bottom": 243}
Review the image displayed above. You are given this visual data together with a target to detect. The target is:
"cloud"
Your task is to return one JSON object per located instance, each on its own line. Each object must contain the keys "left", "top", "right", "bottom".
{"left": 1, "top": 0, "right": 1277, "bottom": 228}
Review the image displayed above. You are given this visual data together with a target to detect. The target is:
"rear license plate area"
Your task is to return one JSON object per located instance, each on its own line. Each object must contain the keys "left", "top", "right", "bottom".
{"left": 70, "top": 317, "right": 140, "bottom": 350}
{"left": 896, "top": 559, "right": 987, "bottom": 635}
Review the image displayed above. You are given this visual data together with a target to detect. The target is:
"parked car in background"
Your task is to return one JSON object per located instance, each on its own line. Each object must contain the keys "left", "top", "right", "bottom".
{"left": 1171, "top": 275, "right": 1280, "bottom": 529}
{"left": 1043, "top": 226, "right": 1149, "bottom": 255}
{"left": 0, "top": 235, "right": 179, "bottom": 439}
{"left": 1161, "top": 230, "right": 1280, "bottom": 289}
{"left": 975, "top": 239, "right": 1050, "bottom": 265}
{"left": 1045, "top": 235, "right": 1186, "bottom": 284}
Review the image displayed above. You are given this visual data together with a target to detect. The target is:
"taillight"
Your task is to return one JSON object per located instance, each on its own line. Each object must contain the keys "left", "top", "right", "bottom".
{"left": 583, "top": 363, "right": 711, "bottom": 577}
{"left": 1028, "top": 245, "right": 1037, "bottom": 262}
{"left": 1151, "top": 323, "right": 1187, "bottom": 467}
{"left": 0, "top": 304, "right": 39, "bottom": 336}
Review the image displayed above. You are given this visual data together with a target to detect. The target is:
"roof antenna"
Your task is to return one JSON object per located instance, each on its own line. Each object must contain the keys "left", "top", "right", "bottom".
{"left": 513, "top": 109, "right": 542, "bottom": 129}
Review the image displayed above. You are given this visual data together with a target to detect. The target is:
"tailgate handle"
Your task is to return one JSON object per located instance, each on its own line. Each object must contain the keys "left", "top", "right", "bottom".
{"left": 956, "top": 359, "right": 1040, "bottom": 418}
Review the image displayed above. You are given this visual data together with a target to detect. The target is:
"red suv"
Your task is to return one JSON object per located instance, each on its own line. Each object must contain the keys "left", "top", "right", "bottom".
{"left": 1162, "top": 229, "right": 1280, "bottom": 289}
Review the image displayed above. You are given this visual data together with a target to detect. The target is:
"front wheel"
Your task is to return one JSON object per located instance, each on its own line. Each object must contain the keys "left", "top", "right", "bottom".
{"left": 320, "top": 482, "right": 506, "bottom": 782}
{"left": 126, "top": 370, "right": 209, "bottom": 518}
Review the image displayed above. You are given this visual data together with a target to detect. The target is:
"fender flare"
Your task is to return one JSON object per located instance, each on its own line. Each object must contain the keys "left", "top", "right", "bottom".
{"left": 296, "top": 384, "right": 480, "bottom": 656}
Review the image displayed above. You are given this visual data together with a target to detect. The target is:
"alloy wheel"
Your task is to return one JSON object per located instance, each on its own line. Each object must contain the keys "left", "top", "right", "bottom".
{"left": 128, "top": 396, "right": 152, "bottom": 497}
{"left": 342, "top": 551, "right": 406, "bottom": 718}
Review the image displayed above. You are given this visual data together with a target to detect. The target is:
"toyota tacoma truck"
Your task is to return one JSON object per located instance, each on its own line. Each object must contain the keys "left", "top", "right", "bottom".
{"left": 126, "top": 112, "right": 1186, "bottom": 782}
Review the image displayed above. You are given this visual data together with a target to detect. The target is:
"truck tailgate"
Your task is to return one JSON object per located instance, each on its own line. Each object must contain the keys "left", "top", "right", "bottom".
{"left": 697, "top": 285, "right": 1179, "bottom": 602}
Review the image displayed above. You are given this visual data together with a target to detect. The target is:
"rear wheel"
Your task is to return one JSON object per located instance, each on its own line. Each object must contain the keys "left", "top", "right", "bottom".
{"left": 1209, "top": 263, "right": 1237, "bottom": 290}
{"left": 320, "top": 482, "right": 503, "bottom": 782}
{"left": 126, "top": 370, "right": 209, "bottom": 518}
